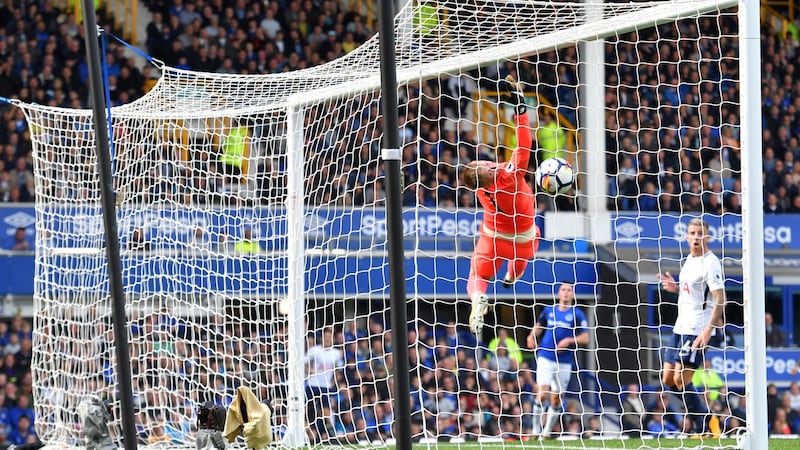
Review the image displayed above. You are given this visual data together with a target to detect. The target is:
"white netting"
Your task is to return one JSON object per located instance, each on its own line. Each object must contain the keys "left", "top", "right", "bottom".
{"left": 17, "top": 0, "right": 746, "bottom": 448}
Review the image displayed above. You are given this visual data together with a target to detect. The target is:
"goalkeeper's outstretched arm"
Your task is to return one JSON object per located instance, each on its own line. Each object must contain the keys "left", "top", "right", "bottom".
{"left": 501, "top": 75, "right": 533, "bottom": 171}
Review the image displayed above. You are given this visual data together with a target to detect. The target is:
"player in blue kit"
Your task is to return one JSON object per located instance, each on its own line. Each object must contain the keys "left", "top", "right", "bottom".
{"left": 526, "top": 281, "right": 589, "bottom": 439}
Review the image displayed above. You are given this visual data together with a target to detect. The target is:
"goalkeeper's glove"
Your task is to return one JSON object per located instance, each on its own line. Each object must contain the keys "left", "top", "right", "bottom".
{"left": 500, "top": 74, "right": 527, "bottom": 116}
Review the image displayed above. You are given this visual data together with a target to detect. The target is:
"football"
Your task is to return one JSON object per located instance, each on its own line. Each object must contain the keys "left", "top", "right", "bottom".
{"left": 535, "top": 157, "right": 575, "bottom": 195}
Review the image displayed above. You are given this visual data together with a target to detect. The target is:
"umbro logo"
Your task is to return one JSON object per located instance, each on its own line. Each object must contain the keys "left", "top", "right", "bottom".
{"left": 3, "top": 211, "right": 35, "bottom": 229}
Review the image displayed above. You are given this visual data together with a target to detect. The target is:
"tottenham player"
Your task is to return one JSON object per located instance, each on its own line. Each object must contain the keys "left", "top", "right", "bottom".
{"left": 462, "top": 74, "right": 540, "bottom": 334}
{"left": 657, "top": 218, "right": 725, "bottom": 436}
{"left": 526, "top": 281, "right": 589, "bottom": 439}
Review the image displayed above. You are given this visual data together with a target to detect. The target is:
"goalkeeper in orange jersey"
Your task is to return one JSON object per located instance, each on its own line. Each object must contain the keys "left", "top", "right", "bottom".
{"left": 462, "top": 74, "right": 540, "bottom": 334}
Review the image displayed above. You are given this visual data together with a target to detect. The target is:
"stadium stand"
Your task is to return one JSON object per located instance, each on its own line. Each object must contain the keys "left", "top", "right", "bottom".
{"left": 1, "top": 0, "right": 800, "bottom": 442}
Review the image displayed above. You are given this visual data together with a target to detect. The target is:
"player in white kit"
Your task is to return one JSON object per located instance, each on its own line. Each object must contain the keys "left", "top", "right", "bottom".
{"left": 657, "top": 218, "right": 725, "bottom": 436}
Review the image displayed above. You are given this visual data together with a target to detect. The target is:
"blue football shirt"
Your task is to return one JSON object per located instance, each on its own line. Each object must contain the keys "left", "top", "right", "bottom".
{"left": 536, "top": 305, "right": 588, "bottom": 364}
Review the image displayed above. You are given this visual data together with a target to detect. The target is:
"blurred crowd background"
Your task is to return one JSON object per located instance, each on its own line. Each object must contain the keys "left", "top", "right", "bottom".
{"left": 1, "top": 0, "right": 800, "bottom": 445}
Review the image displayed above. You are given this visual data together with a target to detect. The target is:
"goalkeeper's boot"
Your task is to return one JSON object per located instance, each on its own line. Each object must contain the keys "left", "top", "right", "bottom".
{"left": 501, "top": 274, "right": 516, "bottom": 289}
{"left": 469, "top": 293, "right": 489, "bottom": 334}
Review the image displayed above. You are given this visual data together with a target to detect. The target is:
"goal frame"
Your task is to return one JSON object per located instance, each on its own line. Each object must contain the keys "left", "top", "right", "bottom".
{"left": 10, "top": 0, "right": 767, "bottom": 448}
{"left": 283, "top": 0, "right": 766, "bottom": 446}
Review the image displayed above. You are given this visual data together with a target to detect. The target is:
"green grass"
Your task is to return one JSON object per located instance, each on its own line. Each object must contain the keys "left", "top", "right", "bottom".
{"left": 405, "top": 438, "right": 796, "bottom": 449}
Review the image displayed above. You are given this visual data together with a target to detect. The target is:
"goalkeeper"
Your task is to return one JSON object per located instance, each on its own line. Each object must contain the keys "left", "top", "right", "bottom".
{"left": 462, "top": 74, "right": 540, "bottom": 334}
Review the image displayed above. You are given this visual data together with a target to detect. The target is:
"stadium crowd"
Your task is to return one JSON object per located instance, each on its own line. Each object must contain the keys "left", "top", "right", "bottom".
{"left": 0, "top": 0, "right": 800, "bottom": 213}
{"left": 99, "top": 309, "right": 767, "bottom": 444}
{"left": 1, "top": 0, "right": 800, "bottom": 444}
{"left": 0, "top": 1, "right": 797, "bottom": 214}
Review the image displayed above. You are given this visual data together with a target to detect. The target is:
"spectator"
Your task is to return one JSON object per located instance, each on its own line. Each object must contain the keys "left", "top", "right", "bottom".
{"left": 3, "top": 334, "right": 20, "bottom": 357}
{"left": 486, "top": 341, "right": 518, "bottom": 382}
{"left": 620, "top": 384, "right": 647, "bottom": 436}
{"left": 4, "top": 228, "right": 32, "bottom": 252}
{"left": 0, "top": 425, "right": 10, "bottom": 450}
{"left": 765, "top": 312, "right": 788, "bottom": 347}
{"left": 487, "top": 327, "right": 523, "bottom": 365}
{"left": 691, "top": 359, "right": 725, "bottom": 405}
{"left": 645, "top": 389, "right": 688, "bottom": 435}
{"left": 6, "top": 415, "right": 34, "bottom": 446}
{"left": 770, "top": 407, "right": 792, "bottom": 435}
{"left": 646, "top": 411, "right": 680, "bottom": 437}
{"left": 7, "top": 396, "right": 34, "bottom": 430}
{"left": 780, "top": 391, "right": 800, "bottom": 433}
{"left": 536, "top": 111, "right": 567, "bottom": 163}
{"left": 728, "top": 393, "right": 747, "bottom": 431}
{"left": 185, "top": 226, "right": 213, "bottom": 252}
{"left": 233, "top": 227, "right": 263, "bottom": 254}
{"left": 146, "top": 415, "right": 172, "bottom": 444}
{"left": 581, "top": 415, "right": 602, "bottom": 438}
{"left": 764, "top": 192, "right": 785, "bottom": 214}
{"left": 127, "top": 228, "right": 150, "bottom": 252}
{"left": 787, "top": 382, "right": 800, "bottom": 421}
{"left": 767, "top": 383, "right": 781, "bottom": 426}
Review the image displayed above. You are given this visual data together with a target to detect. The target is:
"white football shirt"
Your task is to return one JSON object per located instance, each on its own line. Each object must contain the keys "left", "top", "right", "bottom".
{"left": 672, "top": 251, "right": 725, "bottom": 336}
{"left": 305, "top": 344, "right": 343, "bottom": 388}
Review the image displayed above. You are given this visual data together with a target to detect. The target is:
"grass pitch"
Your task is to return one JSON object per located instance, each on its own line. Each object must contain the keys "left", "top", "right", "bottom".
{"left": 404, "top": 437, "right": 796, "bottom": 449}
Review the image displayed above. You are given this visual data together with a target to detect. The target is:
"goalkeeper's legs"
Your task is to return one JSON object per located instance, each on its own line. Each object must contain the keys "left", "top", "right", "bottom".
{"left": 467, "top": 235, "right": 504, "bottom": 334}
{"left": 503, "top": 259, "right": 529, "bottom": 288}
{"left": 501, "top": 228, "right": 539, "bottom": 288}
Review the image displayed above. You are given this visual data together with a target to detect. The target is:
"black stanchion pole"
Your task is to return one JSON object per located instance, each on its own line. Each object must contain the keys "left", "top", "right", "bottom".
{"left": 79, "top": 3, "right": 138, "bottom": 450}
{"left": 377, "top": 1, "right": 411, "bottom": 449}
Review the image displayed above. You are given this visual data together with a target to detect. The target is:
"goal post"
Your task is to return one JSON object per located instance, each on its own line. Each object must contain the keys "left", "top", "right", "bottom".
{"left": 11, "top": 0, "right": 766, "bottom": 448}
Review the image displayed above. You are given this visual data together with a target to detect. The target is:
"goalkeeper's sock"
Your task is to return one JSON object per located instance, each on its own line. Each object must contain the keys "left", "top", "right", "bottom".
{"left": 542, "top": 405, "right": 561, "bottom": 438}
{"left": 532, "top": 402, "right": 543, "bottom": 435}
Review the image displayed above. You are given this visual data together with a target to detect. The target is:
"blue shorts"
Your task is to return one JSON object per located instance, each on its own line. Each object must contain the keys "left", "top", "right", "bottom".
{"left": 663, "top": 334, "right": 704, "bottom": 369}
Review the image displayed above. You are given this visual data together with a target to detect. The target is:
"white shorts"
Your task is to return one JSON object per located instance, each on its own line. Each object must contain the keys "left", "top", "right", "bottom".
{"left": 536, "top": 356, "right": 573, "bottom": 394}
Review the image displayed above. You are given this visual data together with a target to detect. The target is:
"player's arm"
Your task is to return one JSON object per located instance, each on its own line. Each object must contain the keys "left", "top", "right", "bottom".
{"left": 557, "top": 314, "right": 590, "bottom": 349}
{"left": 527, "top": 323, "right": 543, "bottom": 350}
{"left": 657, "top": 271, "right": 678, "bottom": 293}
{"left": 694, "top": 258, "right": 726, "bottom": 349}
{"left": 568, "top": 329, "right": 591, "bottom": 348}
{"left": 527, "top": 308, "right": 547, "bottom": 349}
{"left": 500, "top": 75, "right": 533, "bottom": 170}
{"left": 695, "top": 288, "right": 725, "bottom": 349}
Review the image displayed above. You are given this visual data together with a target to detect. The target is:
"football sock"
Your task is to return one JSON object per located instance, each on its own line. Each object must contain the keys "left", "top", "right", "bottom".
{"left": 532, "top": 402, "right": 543, "bottom": 434}
{"left": 542, "top": 405, "right": 561, "bottom": 437}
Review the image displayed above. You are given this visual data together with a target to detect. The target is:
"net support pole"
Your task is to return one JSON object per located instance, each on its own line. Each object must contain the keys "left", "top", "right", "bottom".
{"left": 283, "top": 103, "right": 309, "bottom": 447}
{"left": 79, "top": 2, "right": 138, "bottom": 450}
{"left": 580, "top": 0, "right": 607, "bottom": 220}
{"left": 738, "top": 0, "right": 767, "bottom": 449}
{"left": 580, "top": 0, "right": 610, "bottom": 247}
{"left": 378, "top": 1, "right": 412, "bottom": 449}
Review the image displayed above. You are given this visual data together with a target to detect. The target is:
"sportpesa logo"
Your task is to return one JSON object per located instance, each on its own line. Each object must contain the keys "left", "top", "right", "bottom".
{"left": 673, "top": 222, "right": 792, "bottom": 244}
{"left": 361, "top": 214, "right": 480, "bottom": 237}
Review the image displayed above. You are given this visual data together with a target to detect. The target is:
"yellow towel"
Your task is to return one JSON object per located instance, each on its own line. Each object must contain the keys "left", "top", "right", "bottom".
{"left": 223, "top": 386, "right": 273, "bottom": 448}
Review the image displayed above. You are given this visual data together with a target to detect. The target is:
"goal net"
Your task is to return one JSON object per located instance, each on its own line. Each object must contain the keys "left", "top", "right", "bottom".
{"left": 16, "top": 0, "right": 750, "bottom": 448}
